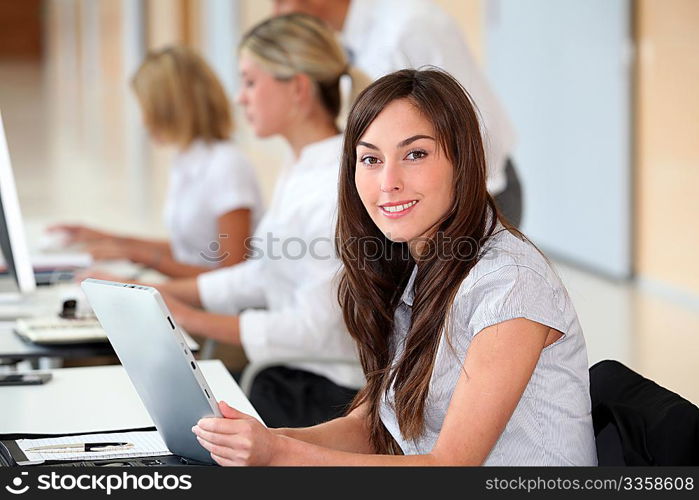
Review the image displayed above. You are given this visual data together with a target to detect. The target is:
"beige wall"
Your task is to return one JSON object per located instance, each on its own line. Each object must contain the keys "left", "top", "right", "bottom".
{"left": 635, "top": 0, "right": 699, "bottom": 296}
{"left": 434, "top": 0, "right": 483, "bottom": 63}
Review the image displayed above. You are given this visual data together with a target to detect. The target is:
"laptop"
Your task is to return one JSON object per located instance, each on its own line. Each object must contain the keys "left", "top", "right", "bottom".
{"left": 78, "top": 278, "right": 263, "bottom": 465}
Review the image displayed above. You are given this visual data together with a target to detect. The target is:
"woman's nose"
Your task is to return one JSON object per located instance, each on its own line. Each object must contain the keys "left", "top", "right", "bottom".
{"left": 380, "top": 163, "right": 403, "bottom": 193}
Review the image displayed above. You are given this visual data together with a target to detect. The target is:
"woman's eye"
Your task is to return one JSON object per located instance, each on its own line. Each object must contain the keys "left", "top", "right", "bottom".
{"left": 405, "top": 150, "right": 427, "bottom": 161}
{"left": 360, "top": 156, "right": 381, "bottom": 166}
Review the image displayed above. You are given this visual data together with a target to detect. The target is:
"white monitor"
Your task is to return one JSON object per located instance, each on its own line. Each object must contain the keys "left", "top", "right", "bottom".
{"left": 0, "top": 110, "right": 36, "bottom": 295}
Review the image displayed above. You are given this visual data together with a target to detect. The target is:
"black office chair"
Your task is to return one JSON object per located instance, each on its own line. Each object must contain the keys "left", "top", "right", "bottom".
{"left": 590, "top": 359, "right": 699, "bottom": 465}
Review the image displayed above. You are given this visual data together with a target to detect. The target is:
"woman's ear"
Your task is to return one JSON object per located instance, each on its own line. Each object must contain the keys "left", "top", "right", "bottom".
{"left": 290, "top": 73, "right": 314, "bottom": 112}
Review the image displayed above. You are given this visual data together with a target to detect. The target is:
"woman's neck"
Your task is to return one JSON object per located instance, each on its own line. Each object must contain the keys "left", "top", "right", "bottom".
{"left": 283, "top": 118, "right": 339, "bottom": 159}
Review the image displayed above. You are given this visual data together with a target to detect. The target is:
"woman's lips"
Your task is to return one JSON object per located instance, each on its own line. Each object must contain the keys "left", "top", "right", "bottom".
{"left": 378, "top": 200, "right": 418, "bottom": 218}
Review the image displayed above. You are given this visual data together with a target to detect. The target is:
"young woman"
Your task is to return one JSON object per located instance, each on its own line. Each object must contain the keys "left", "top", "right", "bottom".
{"left": 87, "top": 14, "right": 371, "bottom": 428}
{"left": 191, "top": 69, "right": 597, "bottom": 466}
{"left": 52, "top": 46, "right": 263, "bottom": 278}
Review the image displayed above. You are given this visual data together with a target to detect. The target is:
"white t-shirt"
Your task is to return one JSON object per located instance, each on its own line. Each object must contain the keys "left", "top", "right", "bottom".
{"left": 163, "top": 140, "right": 263, "bottom": 267}
{"left": 197, "top": 135, "right": 364, "bottom": 389}
{"left": 342, "top": 0, "right": 516, "bottom": 195}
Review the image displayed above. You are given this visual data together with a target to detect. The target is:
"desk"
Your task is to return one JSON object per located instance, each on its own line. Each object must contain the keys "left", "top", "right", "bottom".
{"left": 2, "top": 360, "right": 245, "bottom": 435}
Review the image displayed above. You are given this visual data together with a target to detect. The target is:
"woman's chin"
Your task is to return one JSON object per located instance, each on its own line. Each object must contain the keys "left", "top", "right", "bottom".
{"left": 254, "top": 128, "right": 275, "bottom": 139}
{"left": 380, "top": 229, "right": 415, "bottom": 244}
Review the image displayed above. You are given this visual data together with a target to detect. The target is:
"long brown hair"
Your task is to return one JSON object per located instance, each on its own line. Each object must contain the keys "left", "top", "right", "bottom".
{"left": 336, "top": 69, "right": 507, "bottom": 454}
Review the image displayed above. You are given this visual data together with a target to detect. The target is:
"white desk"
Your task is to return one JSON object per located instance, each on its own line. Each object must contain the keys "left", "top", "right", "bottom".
{"left": 1, "top": 360, "right": 251, "bottom": 435}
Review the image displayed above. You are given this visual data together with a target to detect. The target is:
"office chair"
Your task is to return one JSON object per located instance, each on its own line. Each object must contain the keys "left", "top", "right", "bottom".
{"left": 238, "top": 356, "right": 361, "bottom": 397}
{"left": 590, "top": 359, "right": 699, "bottom": 465}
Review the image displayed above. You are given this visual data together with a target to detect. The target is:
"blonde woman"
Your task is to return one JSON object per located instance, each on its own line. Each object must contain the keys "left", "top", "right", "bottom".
{"left": 52, "top": 46, "right": 263, "bottom": 278}
{"left": 89, "top": 14, "right": 371, "bottom": 428}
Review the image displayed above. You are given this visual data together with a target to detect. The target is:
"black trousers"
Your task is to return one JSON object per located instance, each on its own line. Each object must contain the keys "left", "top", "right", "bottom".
{"left": 494, "top": 158, "right": 523, "bottom": 228}
{"left": 246, "top": 366, "right": 358, "bottom": 428}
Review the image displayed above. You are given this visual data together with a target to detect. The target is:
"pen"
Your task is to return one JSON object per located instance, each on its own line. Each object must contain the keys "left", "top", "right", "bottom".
{"left": 26, "top": 442, "right": 134, "bottom": 453}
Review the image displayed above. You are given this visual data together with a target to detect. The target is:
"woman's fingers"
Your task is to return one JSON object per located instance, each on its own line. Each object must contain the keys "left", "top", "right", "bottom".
{"left": 218, "top": 400, "right": 251, "bottom": 420}
{"left": 210, "top": 452, "right": 240, "bottom": 467}
{"left": 196, "top": 435, "right": 253, "bottom": 465}
{"left": 193, "top": 419, "right": 253, "bottom": 441}
{"left": 47, "top": 224, "right": 79, "bottom": 236}
{"left": 193, "top": 411, "right": 271, "bottom": 466}
{"left": 202, "top": 437, "right": 248, "bottom": 460}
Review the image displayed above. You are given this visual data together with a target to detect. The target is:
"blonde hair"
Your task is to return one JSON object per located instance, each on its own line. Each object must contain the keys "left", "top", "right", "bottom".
{"left": 131, "top": 45, "right": 232, "bottom": 148}
{"left": 240, "top": 13, "right": 370, "bottom": 124}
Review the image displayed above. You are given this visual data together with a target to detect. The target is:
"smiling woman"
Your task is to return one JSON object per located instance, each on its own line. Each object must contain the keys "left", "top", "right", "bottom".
{"left": 334, "top": 69, "right": 595, "bottom": 463}
{"left": 190, "top": 69, "right": 597, "bottom": 466}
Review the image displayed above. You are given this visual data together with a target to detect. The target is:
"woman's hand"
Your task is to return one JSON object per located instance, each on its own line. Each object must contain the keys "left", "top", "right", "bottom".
{"left": 84, "top": 241, "right": 160, "bottom": 267}
{"left": 85, "top": 241, "right": 133, "bottom": 261}
{"left": 75, "top": 268, "right": 129, "bottom": 283}
{"left": 48, "top": 224, "right": 112, "bottom": 244}
{"left": 193, "top": 401, "right": 279, "bottom": 466}
{"left": 159, "top": 291, "right": 201, "bottom": 333}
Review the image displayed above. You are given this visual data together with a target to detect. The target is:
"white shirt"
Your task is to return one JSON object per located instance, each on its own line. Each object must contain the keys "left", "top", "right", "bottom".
{"left": 342, "top": 0, "right": 516, "bottom": 195}
{"left": 163, "top": 140, "right": 263, "bottom": 267}
{"left": 197, "top": 135, "right": 364, "bottom": 389}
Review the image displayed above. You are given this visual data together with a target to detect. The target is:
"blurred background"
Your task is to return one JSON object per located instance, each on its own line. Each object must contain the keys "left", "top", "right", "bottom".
{"left": 0, "top": 0, "right": 697, "bottom": 402}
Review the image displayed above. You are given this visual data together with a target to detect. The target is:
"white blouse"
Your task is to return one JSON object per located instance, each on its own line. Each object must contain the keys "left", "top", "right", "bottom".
{"left": 197, "top": 135, "right": 364, "bottom": 390}
{"left": 163, "top": 140, "right": 263, "bottom": 267}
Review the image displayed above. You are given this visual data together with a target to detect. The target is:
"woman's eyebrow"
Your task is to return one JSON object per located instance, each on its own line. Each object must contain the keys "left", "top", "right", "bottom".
{"left": 357, "top": 135, "right": 435, "bottom": 151}
{"left": 397, "top": 134, "right": 435, "bottom": 148}
{"left": 357, "top": 140, "right": 379, "bottom": 150}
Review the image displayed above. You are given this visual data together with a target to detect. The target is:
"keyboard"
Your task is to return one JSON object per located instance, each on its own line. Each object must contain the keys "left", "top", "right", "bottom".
{"left": 14, "top": 316, "right": 108, "bottom": 344}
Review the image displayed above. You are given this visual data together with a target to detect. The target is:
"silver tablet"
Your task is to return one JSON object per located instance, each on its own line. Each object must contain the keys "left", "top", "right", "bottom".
{"left": 81, "top": 278, "right": 222, "bottom": 464}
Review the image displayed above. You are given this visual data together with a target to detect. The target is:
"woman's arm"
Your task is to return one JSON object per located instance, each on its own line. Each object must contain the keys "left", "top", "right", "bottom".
{"left": 193, "top": 317, "right": 553, "bottom": 466}
{"left": 212, "top": 209, "right": 252, "bottom": 269}
{"left": 135, "top": 208, "right": 252, "bottom": 278}
{"left": 195, "top": 402, "right": 435, "bottom": 466}
{"left": 273, "top": 404, "right": 374, "bottom": 454}
{"left": 162, "top": 295, "right": 241, "bottom": 345}
{"left": 53, "top": 223, "right": 170, "bottom": 251}
{"left": 72, "top": 209, "right": 251, "bottom": 278}
{"left": 157, "top": 278, "right": 203, "bottom": 307}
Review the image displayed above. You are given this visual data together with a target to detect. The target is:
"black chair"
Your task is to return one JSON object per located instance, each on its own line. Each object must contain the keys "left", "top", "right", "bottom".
{"left": 590, "top": 359, "right": 699, "bottom": 465}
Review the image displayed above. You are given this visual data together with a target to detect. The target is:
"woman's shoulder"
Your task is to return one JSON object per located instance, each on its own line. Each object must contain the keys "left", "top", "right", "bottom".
{"left": 464, "top": 226, "right": 559, "bottom": 293}
{"left": 193, "top": 140, "right": 258, "bottom": 186}
{"left": 206, "top": 140, "right": 253, "bottom": 166}
{"left": 450, "top": 226, "right": 571, "bottom": 335}
{"left": 298, "top": 134, "right": 343, "bottom": 169}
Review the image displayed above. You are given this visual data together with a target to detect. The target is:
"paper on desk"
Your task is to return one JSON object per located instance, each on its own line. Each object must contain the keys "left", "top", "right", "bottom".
{"left": 17, "top": 430, "right": 171, "bottom": 462}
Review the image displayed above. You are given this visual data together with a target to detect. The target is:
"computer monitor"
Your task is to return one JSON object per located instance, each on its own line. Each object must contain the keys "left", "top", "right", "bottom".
{"left": 0, "top": 111, "right": 36, "bottom": 295}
